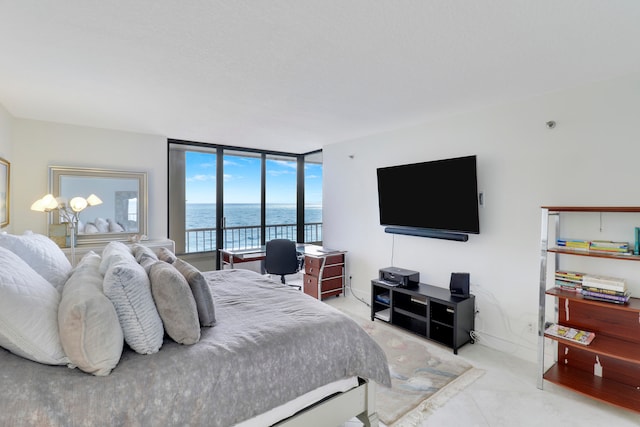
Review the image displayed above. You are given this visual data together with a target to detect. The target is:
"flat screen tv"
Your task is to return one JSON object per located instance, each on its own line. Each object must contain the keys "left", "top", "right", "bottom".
{"left": 376, "top": 155, "right": 480, "bottom": 238}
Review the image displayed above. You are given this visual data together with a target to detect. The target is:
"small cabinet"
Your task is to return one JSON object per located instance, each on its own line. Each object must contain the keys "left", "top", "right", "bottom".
{"left": 303, "top": 252, "right": 346, "bottom": 299}
{"left": 371, "top": 279, "right": 475, "bottom": 354}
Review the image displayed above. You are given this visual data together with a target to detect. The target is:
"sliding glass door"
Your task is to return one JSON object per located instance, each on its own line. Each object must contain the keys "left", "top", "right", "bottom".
{"left": 168, "top": 140, "right": 323, "bottom": 269}
{"left": 221, "top": 150, "right": 262, "bottom": 250}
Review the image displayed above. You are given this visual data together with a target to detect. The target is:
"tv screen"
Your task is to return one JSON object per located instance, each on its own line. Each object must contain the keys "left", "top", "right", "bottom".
{"left": 377, "top": 155, "right": 480, "bottom": 235}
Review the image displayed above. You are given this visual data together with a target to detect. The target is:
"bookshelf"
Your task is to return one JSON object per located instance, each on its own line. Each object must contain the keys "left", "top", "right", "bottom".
{"left": 538, "top": 206, "right": 640, "bottom": 414}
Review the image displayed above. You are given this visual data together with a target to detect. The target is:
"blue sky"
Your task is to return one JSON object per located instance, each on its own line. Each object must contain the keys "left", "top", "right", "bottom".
{"left": 185, "top": 151, "right": 322, "bottom": 204}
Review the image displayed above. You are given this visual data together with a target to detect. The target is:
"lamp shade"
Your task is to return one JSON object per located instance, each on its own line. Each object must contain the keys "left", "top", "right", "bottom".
{"left": 86, "top": 194, "right": 103, "bottom": 206}
{"left": 30, "top": 194, "right": 59, "bottom": 212}
{"left": 69, "top": 197, "right": 89, "bottom": 212}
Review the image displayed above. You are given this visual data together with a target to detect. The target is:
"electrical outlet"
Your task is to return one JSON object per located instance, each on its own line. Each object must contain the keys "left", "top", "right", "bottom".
{"left": 527, "top": 322, "right": 535, "bottom": 334}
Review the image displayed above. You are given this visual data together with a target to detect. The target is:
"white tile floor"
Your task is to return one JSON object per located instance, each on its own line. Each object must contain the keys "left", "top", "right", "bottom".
{"left": 326, "top": 294, "right": 640, "bottom": 427}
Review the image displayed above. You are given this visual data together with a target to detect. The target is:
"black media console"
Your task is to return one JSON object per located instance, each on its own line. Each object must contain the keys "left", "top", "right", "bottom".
{"left": 371, "top": 279, "right": 475, "bottom": 354}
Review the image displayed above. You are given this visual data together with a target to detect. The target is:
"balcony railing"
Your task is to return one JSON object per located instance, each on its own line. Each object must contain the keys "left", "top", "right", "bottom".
{"left": 185, "top": 222, "right": 322, "bottom": 253}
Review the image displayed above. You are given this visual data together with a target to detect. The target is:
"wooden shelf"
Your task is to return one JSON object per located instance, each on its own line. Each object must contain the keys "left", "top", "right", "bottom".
{"left": 548, "top": 247, "right": 640, "bottom": 262}
{"left": 544, "top": 364, "right": 640, "bottom": 414}
{"left": 544, "top": 333, "right": 640, "bottom": 365}
{"left": 546, "top": 287, "right": 640, "bottom": 312}
{"left": 542, "top": 206, "right": 640, "bottom": 213}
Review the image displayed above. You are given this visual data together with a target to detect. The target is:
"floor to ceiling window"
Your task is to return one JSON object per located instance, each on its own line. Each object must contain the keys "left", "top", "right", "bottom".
{"left": 265, "top": 154, "right": 298, "bottom": 241}
{"left": 304, "top": 151, "right": 323, "bottom": 243}
{"left": 168, "top": 140, "right": 322, "bottom": 269}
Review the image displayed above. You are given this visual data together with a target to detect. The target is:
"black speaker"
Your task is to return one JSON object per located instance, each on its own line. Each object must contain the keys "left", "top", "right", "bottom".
{"left": 450, "top": 272, "right": 470, "bottom": 298}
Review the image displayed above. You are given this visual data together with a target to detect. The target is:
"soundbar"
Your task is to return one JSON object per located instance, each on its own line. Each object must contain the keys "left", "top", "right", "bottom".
{"left": 384, "top": 226, "right": 469, "bottom": 242}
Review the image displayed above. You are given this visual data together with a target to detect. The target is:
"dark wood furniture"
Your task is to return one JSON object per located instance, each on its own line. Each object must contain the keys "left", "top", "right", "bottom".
{"left": 371, "top": 279, "right": 475, "bottom": 354}
{"left": 303, "top": 250, "right": 346, "bottom": 299}
{"left": 538, "top": 206, "right": 640, "bottom": 414}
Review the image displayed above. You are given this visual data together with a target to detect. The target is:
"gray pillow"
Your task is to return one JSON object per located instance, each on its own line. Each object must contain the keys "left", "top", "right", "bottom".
{"left": 157, "top": 247, "right": 177, "bottom": 263}
{"left": 103, "top": 255, "right": 164, "bottom": 354}
{"left": 173, "top": 258, "right": 216, "bottom": 327}
{"left": 58, "top": 252, "right": 123, "bottom": 375}
{"left": 132, "top": 244, "right": 159, "bottom": 273}
{"left": 148, "top": 261, "right": 200, "bottom": 345}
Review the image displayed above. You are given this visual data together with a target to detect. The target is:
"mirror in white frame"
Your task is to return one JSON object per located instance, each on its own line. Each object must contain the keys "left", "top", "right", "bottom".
{"left": 50, "top": 166, "right": 148, "bottom": 245}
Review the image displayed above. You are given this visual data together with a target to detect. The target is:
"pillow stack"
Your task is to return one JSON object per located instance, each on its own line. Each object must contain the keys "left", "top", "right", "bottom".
{"left": 0, "top": 232, "right": 217, "bottom": 376}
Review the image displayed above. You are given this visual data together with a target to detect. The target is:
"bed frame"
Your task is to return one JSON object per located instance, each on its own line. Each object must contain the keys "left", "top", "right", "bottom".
{"left": 277, "top": 378, "right": 378, "bottom": 427}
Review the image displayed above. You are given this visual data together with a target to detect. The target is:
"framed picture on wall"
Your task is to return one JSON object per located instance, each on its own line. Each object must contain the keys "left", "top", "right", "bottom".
{"left": 0, "top": 157, "right": 9, "bottom": 228}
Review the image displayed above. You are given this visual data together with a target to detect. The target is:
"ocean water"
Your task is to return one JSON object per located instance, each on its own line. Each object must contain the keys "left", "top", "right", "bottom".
{"left": 186, "top": 203, "right": 322, "bottom": 228}
{"left": 185, "top": 203, "right": 322, "bottom": 251}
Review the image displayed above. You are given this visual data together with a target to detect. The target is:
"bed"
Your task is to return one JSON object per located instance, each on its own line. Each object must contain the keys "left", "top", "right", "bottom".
{"left": 0, "top": 235, "right": 391, "bottom": 427}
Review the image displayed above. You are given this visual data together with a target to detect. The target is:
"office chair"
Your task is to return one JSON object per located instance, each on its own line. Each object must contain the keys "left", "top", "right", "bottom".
{"left": 264, "top": 239, "right": 303, "bottom": 289}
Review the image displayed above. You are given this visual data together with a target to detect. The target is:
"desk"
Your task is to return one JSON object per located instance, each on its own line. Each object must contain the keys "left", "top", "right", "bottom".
{"left": 220, "top": 247, "right": 269, "bottom": 268}
{"left": 220, "top": 244, "right": 347, "bottom": 300}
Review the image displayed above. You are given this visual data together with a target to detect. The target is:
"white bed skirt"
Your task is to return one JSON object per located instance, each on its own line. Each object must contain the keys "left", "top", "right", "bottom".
{"left": 235, "top": 376, "right": 359, "bottom": 426}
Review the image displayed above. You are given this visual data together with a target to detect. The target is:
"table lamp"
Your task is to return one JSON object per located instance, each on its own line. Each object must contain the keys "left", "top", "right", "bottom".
{"left": 31, "top": 193, "right": 103, "bottom": 265}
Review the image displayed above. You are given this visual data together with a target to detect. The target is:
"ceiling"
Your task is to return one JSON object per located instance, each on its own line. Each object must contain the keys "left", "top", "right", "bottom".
{"left": 1, "top": 1, "right": 639, "bottom": 154}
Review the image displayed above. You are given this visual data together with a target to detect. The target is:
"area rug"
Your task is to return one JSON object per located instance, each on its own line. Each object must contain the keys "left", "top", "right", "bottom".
{"left": 352, "top": 314, "right": 485, "bottom": 427}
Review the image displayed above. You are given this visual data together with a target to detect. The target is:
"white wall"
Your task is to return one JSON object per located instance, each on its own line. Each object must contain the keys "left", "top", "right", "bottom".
{"left": 0, "top": 103, "right": 12, "bottom": 233}
{"left": 322, "top": 72, "right": 640, "bottom": 362}
{"left": 11, "top": 119, "right": 167, "bottom": 240}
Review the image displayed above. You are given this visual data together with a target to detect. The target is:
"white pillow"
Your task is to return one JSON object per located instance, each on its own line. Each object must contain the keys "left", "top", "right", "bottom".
{"left": 58, "top": 251, "right": 124, "bottom": 375}
{"left": 108, "top": 219, "right": 125, "bottom": 232}
{"left": 99, "top": 241, "right": 133, "bottom": 275}
{"left": 0, "top": 246, "right": 68, "bottom": 365}
{"left": 94, "top": 217, "right": 109, "bottom": 233}
{"left": 84, "top": 223, "right": 99, "bottom": 234}
{"left": 103, "top": 252, "right": 164, "bottom": 354}
{"left": 0, "top": 231, "right": 72, "bottom": 291}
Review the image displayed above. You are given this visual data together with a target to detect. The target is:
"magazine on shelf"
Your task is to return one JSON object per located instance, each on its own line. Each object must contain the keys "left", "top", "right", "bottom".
{"left": 581, "top": 289, "right": 630, "bottom": 303}
{"left": 374, "top": 308, "right": 391, "bottom": 322}
{"left": 374, "top": 292, "right": 390, "bottom": 305}
{"left": 544, "top": 323, "right": 596, "bottom": 346}
{"left": 581, "top": 285, "right": 628, "bottom": 297}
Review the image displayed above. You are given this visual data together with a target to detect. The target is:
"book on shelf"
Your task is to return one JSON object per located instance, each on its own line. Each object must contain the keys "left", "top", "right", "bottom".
{"left": 544, "top": 323, "right": 596, "bottom": 345}
{"left": 588, "top": 246, "right": 630, "bottom": 254}
{"left": 581, "top": 285, "right": 628, "bottom": 296}
{"left": 374, "top": 292, "right": 390, "bottom": 305}
{"left": 581, "top": 288, "right": 631, "bottom": 303}
{"left": 556, "top": 238, "right": 589, "bottom": 250}
{"left": 582, "top": 274, "right": 626, "bottom": 292}
{"left": 555, "top": 270, "right": 584, "bottom": 281}
{"left": 554, "top": 270, "right": 583, "bottom": 291}
{"left": 589, "top": 240, "right": 630, "bottom": 249}
{"left": 555, "top": 282, "right": 581, "bottom": 292}
{"left": 582, "top": 294, "right": 630, "bottom": 304}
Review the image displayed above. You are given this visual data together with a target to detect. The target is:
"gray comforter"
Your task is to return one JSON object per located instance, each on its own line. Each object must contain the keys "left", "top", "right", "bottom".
{"left": 0, "top": 269, "right": 391, "bottom": 427}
